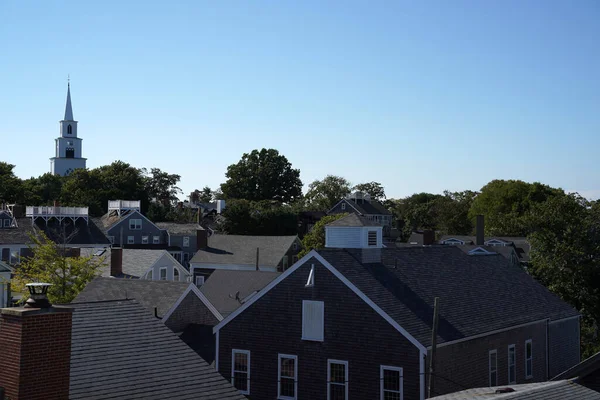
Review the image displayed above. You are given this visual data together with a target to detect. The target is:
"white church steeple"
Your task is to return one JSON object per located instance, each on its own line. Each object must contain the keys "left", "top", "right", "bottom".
{"left": 50, "top": 80, "right": 87, "bottom": 176}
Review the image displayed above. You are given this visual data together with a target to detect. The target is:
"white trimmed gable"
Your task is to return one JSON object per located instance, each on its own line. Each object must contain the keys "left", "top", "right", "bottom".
{"left": 442, "top": 238, "right": 465, "bottom": 245}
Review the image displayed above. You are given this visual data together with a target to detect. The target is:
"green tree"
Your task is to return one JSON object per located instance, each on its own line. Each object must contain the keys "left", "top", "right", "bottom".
{"left": 298, "top": 213, "right": 348, "bottom": 257}
{"left": 21, "top": 173, "right": 64, "bottom": 205}
{"left": 527, "top": 193, "right": 600, "bottom": 357}
{"left": 433, "top": 190, "right": 477, "bottom": 235}
{"left": 60, "top": 168, "right": 104, "bottom": 215}
{"left": 143, "top": 167, "right": 182, "bottom": 206}
{"left": 353, "top": 182, "right": 386, "bottom": 201}
{"left": 12, "top": 232, "right": 104, "bottom": 304}
{"left": 192, "top": 186, "right": 213, "bottom": 203}
{"left": 469, "top": 180, "right": 563, "bottom": 236}
{"left": 388, "top": 193, "right": 441, "bottom": 239}
{"left": 305, "top": 175, "right": 352, "bottom": 212}
{"left": 220, "top": 149, "right": 303, "bottom": 203}
{"left": 0, "top": 162, "right": 23, "bottom": 203}
{"left": 219, "top": 199, "right": 298, "bottom": 235}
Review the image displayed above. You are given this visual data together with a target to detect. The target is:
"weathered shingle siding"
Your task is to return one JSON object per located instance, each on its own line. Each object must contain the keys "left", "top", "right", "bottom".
{"left": 430, "top": 320, "right": 548, "bottom": 396}
{"left": 164, "top": 291, "right": 220, "bottom": 332}
{"left": 107, "top": 212, "right": 165, "bottom": 246}
{"left": 549, "top": 316, "right": 580, "bottom": 378}
{"left": 329, "top": 200, "right": 353, "bottom": 216}
{"left": 218, "top": 257, "right": 422, "bottom": 400}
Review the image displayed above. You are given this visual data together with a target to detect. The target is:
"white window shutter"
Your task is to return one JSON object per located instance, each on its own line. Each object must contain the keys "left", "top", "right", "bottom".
{"left": 302, "top": 300, "right": 324, "bottom": 341}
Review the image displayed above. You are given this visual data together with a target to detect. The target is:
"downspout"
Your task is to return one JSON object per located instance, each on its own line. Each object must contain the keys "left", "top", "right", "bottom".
{"left": 546, "top": 318, "right": 550, "bottom": 380}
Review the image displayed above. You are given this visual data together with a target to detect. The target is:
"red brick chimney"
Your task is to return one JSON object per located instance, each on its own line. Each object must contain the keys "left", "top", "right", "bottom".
{"left": 0, "top": 300, "right": 73, "bottom": 399}
{"left": 196, "top": 229, "right": 208, "bottom": 250}
{"left": 111, "top": 247, "right": 123, "bottom": 277}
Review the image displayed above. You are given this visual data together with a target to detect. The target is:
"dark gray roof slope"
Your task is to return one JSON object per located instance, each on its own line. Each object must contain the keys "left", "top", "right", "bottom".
{"left": 431, "top": 379, "right": 600, "bottom": 399}
{"left": 439, "top": 235, "right": 531, "bottom": 262}
{"left": 190, "top": 235, "right": 297, "bottom": 266}
{"left": 156, "top": 222, "right": 202, "bottom": 235}
{"left": 0, "top": 218, "right": 109, "bottom": 246}
{"left": 80, "top": 248, "right": 177, "bottom": 278}
{"left": 327, "top": 213, "right": 381, "bottom": 227}
{"left": 201, "top": 270, "right": 281, "bottom": 316}
{"left": 73, "top": 277, "right": 190, "bottom": 318}
{"left": 319, "top": 246, "right": 578, "bottom": 347}
{"left": 69, "top": 300, "right": 246, "bottom": 400}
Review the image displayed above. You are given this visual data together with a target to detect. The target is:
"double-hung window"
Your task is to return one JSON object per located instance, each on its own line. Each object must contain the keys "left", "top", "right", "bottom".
{"left": 3, "top": 219, "right": 10, "bottom": 227}
{"left": 508, "top": 344, "right": 516, "bottom": 384}
{"left": 302, "top": 300, "right": 324, "bottom": 341}
{"left": 525, "top": 340, "right": 533, "bottom": 379}
{"left": 142, "top": 236, "right": 149, "bottom": 244}
{"left": 328, "top": 360, "right": 348, "bottom": 400}
{"left": 278, "top": 354, "right": 297, "bottom": 399}
{"left": 489, "top": 350, "right": 497, "bottom": 387}
{"left": 129, "top": 218, "right": 142, "bottom": 230}
{"left": 153, "top": 235, "right": 160, "bottom": 244}
{"left": 127, "top": 236, "right": 135, "bottom": 244}
{"left": 159, "top": 267, "right": 167, "bottom": 281}
{"left": 231, "top": 350, "right": 250, "bottom": 395}
{"left": 183, "top": 236, "right": 190, "bottom": 247}
{"left": 380, "top": 366, "right": 403, "bottom": 400}
{"left": 174, "top": 268, "right": 180, "bottom": 281}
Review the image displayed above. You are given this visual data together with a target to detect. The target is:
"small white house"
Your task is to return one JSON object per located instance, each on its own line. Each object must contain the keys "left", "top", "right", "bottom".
{"left": 0, "top": 260, "right": 14, "bottom": 308}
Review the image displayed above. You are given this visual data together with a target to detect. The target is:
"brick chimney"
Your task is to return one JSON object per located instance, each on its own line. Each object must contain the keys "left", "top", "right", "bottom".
{"left": 0, "top": 287, "right": 73, "bottom": 400}
{"left": 476, "top": 215, "right": 485, "bottom": 246}
{"left": 196, "top": 229, "right": 208, "bottom": 250}
{"left": 422, "top": 230, "right": 435, "bottom": 246}
{"left": 111, "top": 247, "right": 123, "bottom": 277}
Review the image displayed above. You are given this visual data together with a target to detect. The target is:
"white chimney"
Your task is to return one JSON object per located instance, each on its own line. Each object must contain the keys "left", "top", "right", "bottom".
{"left": 216, "top": 200, "right": 226, "bottom": 214}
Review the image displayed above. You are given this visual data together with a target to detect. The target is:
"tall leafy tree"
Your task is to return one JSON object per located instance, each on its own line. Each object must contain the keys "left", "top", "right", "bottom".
{"left": 220, "top": 149, "right": 303, "bottom": 203}
{"left": 304, "top": 175, "right": 352, "bottom": 212}
{"left": 219, "top": 199, "right": 298, "bottom": 236}
{"left": 0, "top": 162, "right": 23, "bottom": 203}
{"left": 469, "top": 180, "right": 563, "bottom": 236}
{"left": 298, "top": 213, "right": 348, "bottom": 257}
{"left": 353, "top": 182, "right": 386, "bottom": 201}
{"left": 434, "top": 190, "right": 477, "bottom": 235}
{"left": 195, "top": 186, "right": 213, "bottom": 203}
{"left": 143, "top": 167, "right": 182, "bottom": 206}
{"left": 21, "top": 173, "right": 64, "bottom": 205}
{"left": 527, "top": 193, "right": 600, "bottom": 357}
{"left": 12, "top": 232, "right": 104, "bottom": 304}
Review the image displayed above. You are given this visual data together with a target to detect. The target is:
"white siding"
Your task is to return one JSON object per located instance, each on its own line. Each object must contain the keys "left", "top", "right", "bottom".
{"left": 146, "top": 253, "right": 189, "bottom": 281}
{"left": 325, "top": 227, "right": 363, "bottom": 248}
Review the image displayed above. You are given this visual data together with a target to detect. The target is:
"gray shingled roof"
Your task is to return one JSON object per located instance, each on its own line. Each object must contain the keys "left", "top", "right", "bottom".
{"left": 430, "top": 379, "right": 600, "bottom": 399}
{"left": 72, "top": 277, "right": 190, "bottom": 318}
{"left": 200, "top": 270, "right": 281, "bottom": 317}
{"left": 342, "top": 198, "right": 391, "bottom": 215}
{"left": 155, "top": 222, "right": 203, "bottom": 235}
{"left": 439, "top": 235, "right": 531, "bottom": 262}
{"left": 0, "top": 218, "right": 109, "bottom": 245}
{"left": 190, "top": 235, "right": 297, "bottom": 266}
{"left": 80, "top": 248, "right": 181, "bottom": 278}
{"left": 0, "top": 260, "right": 13, "bottom": 272}
{"left": 319, "top": 246, "right": 578, "bottom": 347}
{"left": 327, "top": 213, "right": 382, "bottom": 227}
{"left": 68, "top": 300, "right": 246, "bottom": 400}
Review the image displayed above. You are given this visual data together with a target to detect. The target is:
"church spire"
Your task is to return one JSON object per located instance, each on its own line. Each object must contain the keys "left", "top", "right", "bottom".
{"left": 64, "top": 79, "right": 74, "bottom": 121}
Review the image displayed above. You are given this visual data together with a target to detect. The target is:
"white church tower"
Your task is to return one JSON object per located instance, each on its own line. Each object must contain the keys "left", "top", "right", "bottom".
{"left": 50, "top": 81, "right": 87, "bottom": 176}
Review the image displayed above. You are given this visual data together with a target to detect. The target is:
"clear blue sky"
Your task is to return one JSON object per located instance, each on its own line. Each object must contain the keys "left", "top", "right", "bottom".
{"left": 1, "top": 1, "right": 599, "bottom": 200}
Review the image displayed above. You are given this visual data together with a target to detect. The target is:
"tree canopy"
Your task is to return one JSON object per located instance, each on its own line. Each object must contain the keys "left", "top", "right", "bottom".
{"left": 219, "top": 199, "right": 298, "bottom": 236}
{"left": 220, "top": 149, "right": 303, "bottom": 203}
{"left": 12, "top": 232, "right": 104, "bottom": 304}
{"left": 298, "top": 213, "right": 348, "bottom": 257}
{"left": 353, "top": 181, "right": 386, "bottom": 201}
{"left": 304, "top": 175, "right": 352, "bottom": 212}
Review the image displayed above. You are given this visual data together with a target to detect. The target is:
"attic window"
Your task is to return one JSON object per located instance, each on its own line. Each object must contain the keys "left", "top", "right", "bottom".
{"left": 485, "top": 239, "right": 506, "bottom": 247}
{"left": 3, "top": 219, "right": 11, "bottom": 228}
{"left": 341, "top": 202, "right": 346, "bottom": 211}
{"left": 444, "top": 239, "right": 464, "bottom": 245}
{"left": 306, "top": 264, "right": 315, "bottom": 287}
{"left": 368, "top": 231, "right": 377, "bottom": 247}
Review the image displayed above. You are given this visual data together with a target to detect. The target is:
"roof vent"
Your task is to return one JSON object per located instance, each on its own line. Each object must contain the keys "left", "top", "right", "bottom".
{"left": 24, "top": 283, "right": 53, "bottom": 309}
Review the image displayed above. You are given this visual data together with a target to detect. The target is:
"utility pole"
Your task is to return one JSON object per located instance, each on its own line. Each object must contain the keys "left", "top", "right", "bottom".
{"left": 428, "top": 297, "right": 440, "bottom": 398}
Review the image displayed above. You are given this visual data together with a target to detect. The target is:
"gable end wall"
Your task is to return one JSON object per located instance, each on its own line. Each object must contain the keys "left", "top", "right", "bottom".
{"left": 164, "top": 291, "right": 220, "bottom": 332}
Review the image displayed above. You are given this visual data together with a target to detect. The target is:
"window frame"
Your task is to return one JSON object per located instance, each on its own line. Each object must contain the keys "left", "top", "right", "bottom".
{"left": 183, "top": 236, "right": 190, "bottom": 247}
{"left": 302, "top": 300, "right": 324, "bottom": 341}
{"left": 380, "top": 365, "right": 403, "bottom": 400}
{"left": 174, "top": 268, "right": 180, "bottom": 281}
{"left": 368, "top": 230, "right": 378, "bottom": 247}
{"left": 3, "top": 219, "right": 10, "bottom": 228}
{"left": 292, "top": 242, "right": 298, "bottom": 251}
{"left": 159, "top": 267, "right": 168, "bottom": 281}
{"left": 327, "top": 359, "right": 348, "bottom": 400}
{"left": 195, "top": 276, "right": 205, "bottom": 287}
{"left": 153, "top": 235, "right": 160, "bottom": 244}
{"left": 277, "top": 354, "right": 298, "bottom": 400}
{"left": 525, "top": 339, "right": 533, "bottom": 379}
{"left": 127, "top": 236, "right": 135, "bottom": 244}
{"left": 341, "top": 202, "right": 346, "bottom": 210}
{"left": 231, "top": 349, "right": 251, "bottom": 395}
{"left": 489, "top": 349, "right": 498, "bottom": 387}
{"left": 147, "top": 270, "right": 153, "bottom": 280}
{"left": 508, "top": 344, "right": 516, "bottom": 384}
{"left": 129, "top": 218, "right": 142, "bottom": 230}
{"left": 141, "top": 236, "right": 149, "bottom": 244}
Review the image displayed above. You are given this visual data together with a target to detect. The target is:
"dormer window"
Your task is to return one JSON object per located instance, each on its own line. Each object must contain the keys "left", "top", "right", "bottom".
{"left": 443, "top": 238, "right": 464, "bottom": 246}
{"left": 368, "top": 231, "right": 377, "bottom": 247}
{"left": 484, "top": 239, "right": 507, "bottom": 247}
